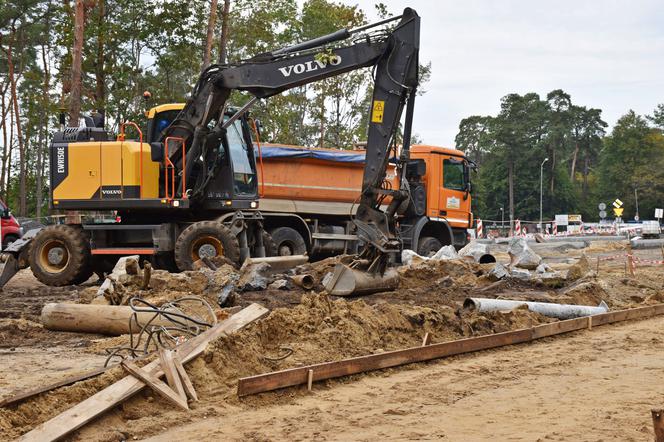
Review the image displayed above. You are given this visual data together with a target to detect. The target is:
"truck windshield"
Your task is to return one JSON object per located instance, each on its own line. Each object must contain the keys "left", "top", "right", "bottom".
{"left": 443, "top": 159, "right": 465, "bottom": 191}
{"left": 226, "top": 120, "right": 256, "bottom": 196}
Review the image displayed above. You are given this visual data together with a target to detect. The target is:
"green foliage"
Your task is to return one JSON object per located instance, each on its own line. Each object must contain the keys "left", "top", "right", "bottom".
{"left": 456, "top": 90, "right": 605, "bottom": 222}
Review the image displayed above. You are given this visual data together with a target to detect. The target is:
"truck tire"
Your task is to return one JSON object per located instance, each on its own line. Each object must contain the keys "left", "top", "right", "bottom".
{"left": 174, "top": 221, "right": 240, "bottom": 270}
{"left": 262, "top": 231, "right": 277, "bottom": 257}
{"left": 417, "top": 236, "right": 442, "bottom": 257}
{"left": 270, "top": 227, "right": 307, "bottom": 256}
{"left": 29, "top": 225, "right": 92, "bottom": 286}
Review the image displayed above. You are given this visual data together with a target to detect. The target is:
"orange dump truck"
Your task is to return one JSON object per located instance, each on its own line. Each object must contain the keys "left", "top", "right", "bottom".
{"left": 257, "top": 143, "right": 474, "bottom": 257}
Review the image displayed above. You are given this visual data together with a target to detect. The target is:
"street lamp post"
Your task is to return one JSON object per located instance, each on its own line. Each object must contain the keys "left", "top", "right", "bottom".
{"left": 500, "top": 206, "right": 504, "bottom": 236}
{"left": 540, "top": 157, "right": 549, "bottom": 232}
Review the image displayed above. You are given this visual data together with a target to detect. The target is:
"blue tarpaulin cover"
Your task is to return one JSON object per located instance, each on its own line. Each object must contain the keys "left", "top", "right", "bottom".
{"left": 253, "top": 143, "right": 366, "bottom": 164}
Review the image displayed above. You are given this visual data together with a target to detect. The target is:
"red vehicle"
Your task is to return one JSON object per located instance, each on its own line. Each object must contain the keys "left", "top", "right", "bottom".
{"left": 0, "top": 200, "right": 22, "bottom": 248}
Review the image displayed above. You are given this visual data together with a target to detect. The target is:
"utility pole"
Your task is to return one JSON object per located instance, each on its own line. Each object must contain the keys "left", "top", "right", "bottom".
{"left": 540, "top": 157, "right": 549, "bottom": 232}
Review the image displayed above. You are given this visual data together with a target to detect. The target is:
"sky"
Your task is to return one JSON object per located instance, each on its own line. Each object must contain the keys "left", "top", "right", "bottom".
{"left": 342, "top": 0, "right": 664, "bottom": 147}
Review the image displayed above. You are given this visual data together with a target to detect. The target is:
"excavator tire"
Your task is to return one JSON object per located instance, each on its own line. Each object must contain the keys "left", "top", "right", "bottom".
{"left": 417, "top": 236, "right": 443, "bottom": 257}
{"left": 174, "top": 221, "right": 240, "bottom": 270}
{"left": 29, "top": 225, "right": 92, "bottom": 286}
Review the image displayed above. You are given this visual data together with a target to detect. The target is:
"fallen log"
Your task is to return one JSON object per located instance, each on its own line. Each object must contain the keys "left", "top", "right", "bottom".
{"left": 40, "top": 303, "right": 199, "bottom": 335}
{"left": 19, "top": 303, "right": 269, "bottom": 442}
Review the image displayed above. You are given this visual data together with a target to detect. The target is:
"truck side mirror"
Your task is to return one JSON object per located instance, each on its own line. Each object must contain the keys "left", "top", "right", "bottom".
{"left": 2, "top": 208, "right": 10, "bottom": 219}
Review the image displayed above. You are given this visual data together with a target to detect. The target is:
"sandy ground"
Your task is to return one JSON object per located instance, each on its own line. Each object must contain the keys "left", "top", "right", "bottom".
{"left": 2, "top": 240, "right": 664, "bottom": 440}
{"left": 145, "top": 316, "right": 664, "bottom": 442}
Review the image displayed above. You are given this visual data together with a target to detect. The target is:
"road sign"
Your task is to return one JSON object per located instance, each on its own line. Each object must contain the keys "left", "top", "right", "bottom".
{"left": 599, "top": 210, "right": 607, "bottom": 218}
{"left": 656, "top": 208, "right": 663, "bottom": 218}
{"left": 598, "top": 203, "right": 606, "bottom": 211}
{"left": 613, "top": 199, "right": 623, "bottom": 208}
{"left": 555, "top": 214, "right": 568, "bottom": 226}
{"left": 613, "top": 207, "right": 624, "bottom": 217}
{"left": 634, "top": 215, "right": 640, "bottom": 221}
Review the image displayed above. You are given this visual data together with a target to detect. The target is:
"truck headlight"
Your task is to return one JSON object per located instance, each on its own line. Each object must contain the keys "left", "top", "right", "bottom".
{"left": 250, "top": 201, "right": 258, "bottom": 208}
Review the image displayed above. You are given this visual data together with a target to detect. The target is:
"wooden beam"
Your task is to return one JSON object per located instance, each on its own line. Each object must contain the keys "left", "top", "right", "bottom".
{"left": 173, "top": 354, "right": 198, "bottom": 402}
{"left": 159, "top": 349, "right": 186, "bottom": 401}
{"left": 121, "top": 361, "right": 188, "bottom": 411}
{"left": 652, "top": 409, "right": 664, "bottom": 442}
{"left": 237, "top": 303, "right": 664, "bottom": 397}
{"left": 19, "top": 303, "right": 269, "bottom": 442}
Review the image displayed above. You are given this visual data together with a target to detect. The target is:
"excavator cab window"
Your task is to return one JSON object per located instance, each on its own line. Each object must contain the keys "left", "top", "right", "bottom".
{"left": 225, "top": 118, "right": 256, "bottom": 196}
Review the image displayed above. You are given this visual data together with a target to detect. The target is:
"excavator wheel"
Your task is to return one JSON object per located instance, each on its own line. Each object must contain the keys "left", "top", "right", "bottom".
{"left": 174, "top": 221, "right": 240, "bottom": 271}
{"left": 29, "top": 225, "right": 92, "bottom": 286}
{"left": 417, "top": 236, "right": 443, "bottom": 258}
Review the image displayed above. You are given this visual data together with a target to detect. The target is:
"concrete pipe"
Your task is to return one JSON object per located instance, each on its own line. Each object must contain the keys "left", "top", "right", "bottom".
{"left": 463, "top": 297, "right": 609, "bottom": 320}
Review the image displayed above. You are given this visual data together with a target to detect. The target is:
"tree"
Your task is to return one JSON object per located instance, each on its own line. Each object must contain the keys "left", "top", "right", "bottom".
{"left": 202, "top": 0, "right": 218, "bottom": 68}
{"left": 68, "top": 0, "right": 89, "bottom": 126}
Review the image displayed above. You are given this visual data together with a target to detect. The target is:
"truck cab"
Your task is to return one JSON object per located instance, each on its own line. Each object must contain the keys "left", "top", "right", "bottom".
{"left": 0, "top": 199, "right": 22, "bottom": 248}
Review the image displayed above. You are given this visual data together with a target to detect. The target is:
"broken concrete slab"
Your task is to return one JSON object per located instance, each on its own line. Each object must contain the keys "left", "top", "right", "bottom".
{"left": 510, "top": 268, "right": 532, "bottom": 280}
{"left": 431, "top": 245, "right": 459, "bottom": 260}
{"left": 507, "top": 237, "right": 541, "bottom": 270}
{"left": 458, "top": 241, "right": 491, "bottom": 262}
{"left": 488, "top": 263, "right": 510, "bottom": 281}
{"left": 237, "top": 262, "right": 272, "bottom": 291}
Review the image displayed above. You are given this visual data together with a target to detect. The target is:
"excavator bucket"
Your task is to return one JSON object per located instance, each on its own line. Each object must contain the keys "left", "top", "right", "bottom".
{"left": 0, "top": 254, "right": 19, "bottom": 290}
{"left": 323, "top": 263, "right": 399, "bottom": 297}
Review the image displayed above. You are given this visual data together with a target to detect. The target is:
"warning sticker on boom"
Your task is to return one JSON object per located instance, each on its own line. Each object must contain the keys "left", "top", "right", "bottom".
{"left": 371, "top": 100, "right": 385, "bottom": 123}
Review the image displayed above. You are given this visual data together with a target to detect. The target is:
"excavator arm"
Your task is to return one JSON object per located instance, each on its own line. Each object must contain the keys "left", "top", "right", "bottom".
{"left": 161, "top": 8, "right": 420, "bottom": 290}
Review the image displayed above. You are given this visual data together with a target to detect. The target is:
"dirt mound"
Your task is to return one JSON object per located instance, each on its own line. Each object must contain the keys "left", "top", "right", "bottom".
{"left": 0, "top": 292, "right": 551, "bottom": 440}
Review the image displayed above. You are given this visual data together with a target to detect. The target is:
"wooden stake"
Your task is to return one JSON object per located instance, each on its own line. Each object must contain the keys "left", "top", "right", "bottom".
{"left": 159, "top": 348, "right": 186, "bottom": 401}
{"left": 652, "top": 409, "right": 664, "bottom": 442}
{"left": 121, "top": 361, "right": 189, "bottom": 411}
{"left": 587, "top": 316, "right": 592, "bottom": 330}
{"left": 173, "top": 354, "right": 199, "bottom": 402}
{"left": 421, "top": 332, "right": 431, "bottom": 346}
{"left": 307, "top": 369, "right": 314, "bottom": 392}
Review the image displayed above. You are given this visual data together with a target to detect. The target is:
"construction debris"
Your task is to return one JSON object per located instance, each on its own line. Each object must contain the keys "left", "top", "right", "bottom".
{"left": 507, "top": 237, "right": 542, "bottom": 269}
{"left": 458, "top": 241, "right": 496, "bottom": 263}
{"left": 17, "top": 303, "right": 269, "bottom": 442}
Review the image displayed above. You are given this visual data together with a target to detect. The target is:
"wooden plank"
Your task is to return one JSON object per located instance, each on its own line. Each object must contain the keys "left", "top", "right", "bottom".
{"left": 159, "top": 349, "right": 186, "bottom": 401}
{"left": 238, "top": 304, "right": 664, "bottom": 397}
{"left": 121, "top": 361, "right": 188, "bottom": 411}
{"left": 19, "top": 303, "right": 268, "bottom": 442}
{"left": 237, "top": 328, "right": 533, "bottom": 396}
{"left": 531, "top": 317, "right": 586, "bottom": 339}
{"left": 172, "top": 355, "right": 198, "bottom": 402}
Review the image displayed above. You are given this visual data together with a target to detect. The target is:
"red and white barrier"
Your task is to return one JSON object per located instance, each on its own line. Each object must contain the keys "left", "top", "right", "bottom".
{"left": 476, "top": 218, "right": 483, "bottom": 239}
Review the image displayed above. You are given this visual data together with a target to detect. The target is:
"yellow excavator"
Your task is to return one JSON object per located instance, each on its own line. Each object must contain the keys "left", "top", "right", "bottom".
{"left": 0, "top": 8, "right": 421, "bottom": 295}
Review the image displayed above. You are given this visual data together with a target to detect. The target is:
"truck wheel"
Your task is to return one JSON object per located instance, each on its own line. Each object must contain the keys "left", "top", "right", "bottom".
{"left": 29, "top": 225, "right": 92, "bottom": 286}
{"left": 417, "top": 236, "right": 442, "bottom": 257}
{"left": 174, "top": 221, "right": 240, "bottom": 270}
{"left": 262, "top": 231, "right": 277, "bottom": 257}
{"left": 270, "top": 227, "right": 307, "bottom": 256}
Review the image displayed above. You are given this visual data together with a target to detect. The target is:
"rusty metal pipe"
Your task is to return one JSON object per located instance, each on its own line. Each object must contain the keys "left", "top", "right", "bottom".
{"left": 291, "top": 274, "right": 315, "bottom": 290}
